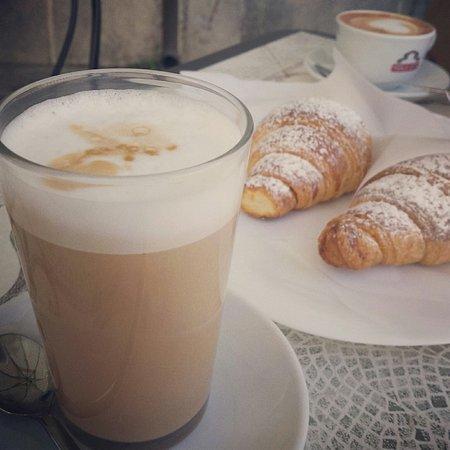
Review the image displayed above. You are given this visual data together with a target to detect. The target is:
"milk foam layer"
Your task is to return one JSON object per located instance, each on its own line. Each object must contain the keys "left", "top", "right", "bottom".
{"left": 340, "top": 11, "right": 433, "bottom": 36}
{"left": 370, "top": 18, "right": 412, "bottom": 34}
{"left": 2, "top": 89, "right": 241, "bottom": 175}
{"left": 1, "top": 89, "right": 248, "bottom": 253}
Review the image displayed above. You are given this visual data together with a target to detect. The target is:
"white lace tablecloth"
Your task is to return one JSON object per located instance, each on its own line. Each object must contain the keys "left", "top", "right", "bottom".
{"left": 200, "top": 31, "right": 450, "bottom": 449}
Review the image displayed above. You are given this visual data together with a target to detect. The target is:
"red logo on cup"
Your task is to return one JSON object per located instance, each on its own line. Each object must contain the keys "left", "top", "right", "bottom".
{"left": 391, "top": 51, "right": 420, "bottom": 72}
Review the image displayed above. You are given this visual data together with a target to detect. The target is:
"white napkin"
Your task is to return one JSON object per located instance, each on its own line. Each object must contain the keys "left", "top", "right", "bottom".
{"left": 183, "top": 50, "right": 450, "bottom": 345}
{"left": 183, "top": 50, "right": 450, "bottom": 141}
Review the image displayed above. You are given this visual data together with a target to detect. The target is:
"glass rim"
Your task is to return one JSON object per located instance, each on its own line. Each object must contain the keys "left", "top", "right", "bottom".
{"left": 0, "top": 68, "right": 254, "bottom": 181}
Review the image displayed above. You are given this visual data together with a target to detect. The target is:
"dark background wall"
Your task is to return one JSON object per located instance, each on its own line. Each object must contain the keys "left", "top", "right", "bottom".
{"left": 1, "top": 0, "right": 446, "bottom": 98}
{"left": 0, "top": 0, "right": 426, "bottom": 67}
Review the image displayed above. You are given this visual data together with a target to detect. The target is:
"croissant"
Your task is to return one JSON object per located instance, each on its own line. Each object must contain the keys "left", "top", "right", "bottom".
{"left": 318, "top": 153, "right": 450, "bottom": 269}
{"left": 241, "top": 98, "right": 372, "bottom": 218}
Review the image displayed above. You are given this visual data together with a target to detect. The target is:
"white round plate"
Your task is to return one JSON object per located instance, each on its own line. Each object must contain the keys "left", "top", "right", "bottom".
{"left": 0, "top": 293, "right": 308, "bottom": 450}
{"left": 178, "top": 294, "right": 309, "bottom": 450}
{"left": 229, "top": 201, "right": 450, "bottom": 347}
{"left": 305, "top": 46, "right": 450, "bottom": 101}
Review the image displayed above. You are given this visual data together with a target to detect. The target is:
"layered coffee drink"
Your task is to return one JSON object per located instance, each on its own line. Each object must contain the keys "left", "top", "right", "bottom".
{"left": 340, "top": 11, "right": 434, "bottom": 36}
{"left": 0, "top": 77, "right": 250, "bottom": 442}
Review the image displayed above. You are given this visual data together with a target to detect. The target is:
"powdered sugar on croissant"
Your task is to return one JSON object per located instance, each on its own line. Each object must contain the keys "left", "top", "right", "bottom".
{"left": 242, "top": 98, "right": 371, "bottom": 218}
{"left": 319, "top": 153, "right": 450, "bottom": 269}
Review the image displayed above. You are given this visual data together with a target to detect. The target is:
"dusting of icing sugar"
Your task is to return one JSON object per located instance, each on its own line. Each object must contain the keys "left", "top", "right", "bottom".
{"left": 261, "top": 97, "right": 367, "bottom": 142}
{"left": 251, "top": 153, "right": 322, "bottom": 186}
{"left": 349, "top": 201, "right": 420, "bottom": 234}
{"left": 254, "top": 124, "right": 345, "bottom": 177}
{"left": 257, "top": 124, "right": 333, "bottom": 154}
{"left": 394, "top": 153, "right": 450, "bottom": 181}
{"left": 356, "top": 173, "right": 449, "bottom": 239}
{"left": 245, "top": 174, "right": 293, "bottom": 200}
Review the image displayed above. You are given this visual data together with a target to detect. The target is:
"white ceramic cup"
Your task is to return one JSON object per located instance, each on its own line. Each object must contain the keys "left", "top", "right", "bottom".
{"left": 336, "top": 10, "right": 436, "bottom": 88}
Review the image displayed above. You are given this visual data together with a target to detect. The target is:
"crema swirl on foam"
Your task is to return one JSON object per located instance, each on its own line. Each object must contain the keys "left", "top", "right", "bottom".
{"left": 2, "top": 89, "right": 241, "bottom": 175}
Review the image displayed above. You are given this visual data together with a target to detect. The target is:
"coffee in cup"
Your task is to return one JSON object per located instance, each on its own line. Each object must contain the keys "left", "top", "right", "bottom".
{"left": 0, "top": 71, "right": 252, "bottom": 443}
{"left": 336, "top": 10, "right": 436, "bottom": 88}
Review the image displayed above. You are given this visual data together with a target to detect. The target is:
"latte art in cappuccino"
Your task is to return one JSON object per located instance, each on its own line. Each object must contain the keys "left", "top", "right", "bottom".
{"left": 340, "top": 11, "right": 434, "bottom": 36}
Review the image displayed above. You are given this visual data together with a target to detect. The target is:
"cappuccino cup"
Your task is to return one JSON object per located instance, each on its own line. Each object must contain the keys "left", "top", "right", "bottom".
{"left": 0, "top": 70, "right": 252, "bottom": 444}
{"left": 336, "top": 10, "right": 436, "bottom": 88}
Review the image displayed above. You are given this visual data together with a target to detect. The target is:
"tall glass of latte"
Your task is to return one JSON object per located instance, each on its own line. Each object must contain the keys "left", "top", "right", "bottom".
{"left": 0, "top": 70, "right": 252, "bottom": 443}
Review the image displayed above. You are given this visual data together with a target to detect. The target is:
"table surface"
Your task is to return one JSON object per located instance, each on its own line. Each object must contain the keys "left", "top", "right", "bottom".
{"left": 0, "top": 30, "right": 449, "bottom": 450}
{"left": 194, "top": 30, "right": 450, "bottom": 450}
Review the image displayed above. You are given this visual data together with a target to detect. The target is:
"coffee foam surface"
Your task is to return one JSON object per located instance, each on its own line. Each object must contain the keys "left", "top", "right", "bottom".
{"left": 369, "top": 18, "right": 413, "bottom": 34}
{"left": 1, "top": 89, "right": 246, "bottom": 254}
{"left": 2, "top": 89, "right": 241, "bottom": 175}
{"left": 342, "top": 12, "right": 432, "bottom": 36}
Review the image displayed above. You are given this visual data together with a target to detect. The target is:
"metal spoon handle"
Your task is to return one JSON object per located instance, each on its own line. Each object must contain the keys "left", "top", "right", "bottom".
{"left": 408, "top": 84, "right": 450, "bottom": 102}
{"left": 39, "top": 415, "right": 79, "bottom": 450}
